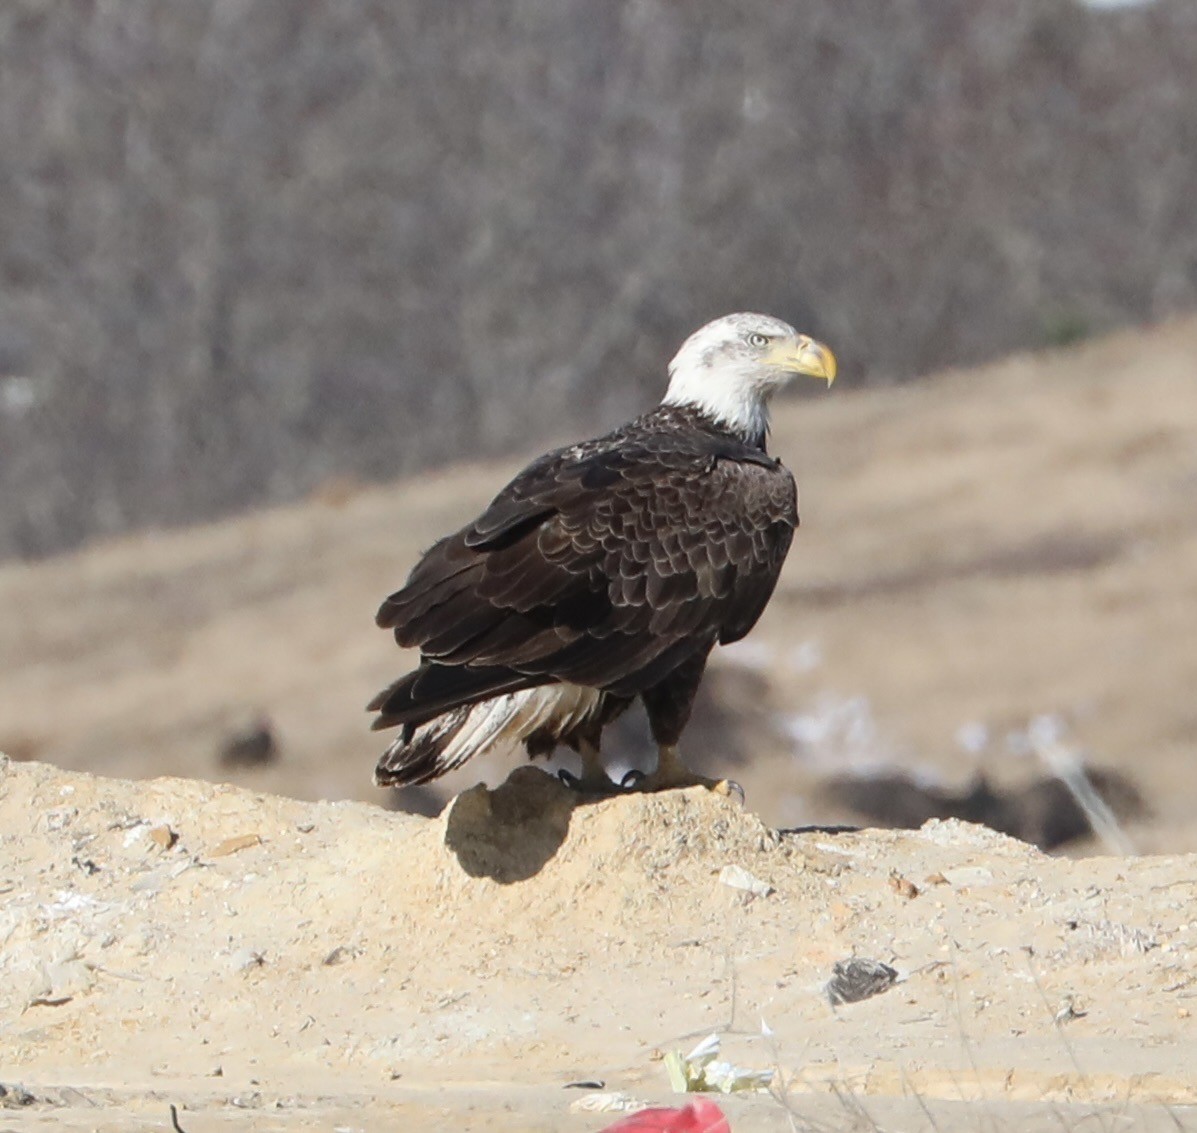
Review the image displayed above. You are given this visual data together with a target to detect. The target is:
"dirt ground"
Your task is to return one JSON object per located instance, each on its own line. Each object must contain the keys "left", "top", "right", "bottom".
{"left": 2, "top": 318, "right": 1197, "bottom": 1128}
{"left": 3, "top": 754, "right": 1197, "bottom": 1131}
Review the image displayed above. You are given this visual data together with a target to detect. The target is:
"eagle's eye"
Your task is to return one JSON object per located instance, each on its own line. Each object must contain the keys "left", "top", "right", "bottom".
{"left": 747, "top": 332, "right": 769, "bottom": 348}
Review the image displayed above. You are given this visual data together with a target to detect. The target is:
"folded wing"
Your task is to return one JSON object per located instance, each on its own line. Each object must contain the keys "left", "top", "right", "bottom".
{"left": 368, "top": 433, "right": 796, "bottom": 731}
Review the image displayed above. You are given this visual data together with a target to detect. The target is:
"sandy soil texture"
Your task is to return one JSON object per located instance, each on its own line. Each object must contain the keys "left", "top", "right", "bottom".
{"left": 3, "top": 754, "right": 1197, "bottom": 1131}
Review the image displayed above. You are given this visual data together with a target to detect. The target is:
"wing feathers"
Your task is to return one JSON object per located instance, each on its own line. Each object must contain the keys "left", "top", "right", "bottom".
{"left": 370, "top": 413, "right": 798, "bottom": 734}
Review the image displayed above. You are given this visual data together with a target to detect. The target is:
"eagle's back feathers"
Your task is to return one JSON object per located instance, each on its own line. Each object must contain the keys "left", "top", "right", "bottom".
{"left": 369, "top": 404, "right": 796, "bottom": 784}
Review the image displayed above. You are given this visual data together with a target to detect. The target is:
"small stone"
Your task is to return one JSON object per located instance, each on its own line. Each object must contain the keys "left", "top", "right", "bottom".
{"left": 148, "top": 825, "right": 178, "bottom": 850}
{"left": 209, "top": 833, "right": 262, "bottom": 858}
{"left": 826, "top": 958, "right": 900, "bottom": 1006}
{"left": 888, "top": 871, "right": 919, "bottom": 899}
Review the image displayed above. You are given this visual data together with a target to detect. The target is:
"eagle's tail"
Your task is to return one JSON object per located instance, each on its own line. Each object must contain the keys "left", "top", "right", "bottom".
{"left": 373, "top": 684, "right": 609, "bottom": 788}
{"left": 374, "top": 702, "right": 511, "bottom": 786}
{"left": 367, "top": 661, "right": 542, "bottom": 732}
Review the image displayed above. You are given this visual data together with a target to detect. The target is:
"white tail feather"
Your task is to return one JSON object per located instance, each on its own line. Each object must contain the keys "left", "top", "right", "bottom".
{"left": 376, "top": 683, "right": 607, "bottom": 786}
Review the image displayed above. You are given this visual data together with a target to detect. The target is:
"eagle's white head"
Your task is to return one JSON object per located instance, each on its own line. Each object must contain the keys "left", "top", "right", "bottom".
{"left": 662, "top": 313, "right": 836, "bottom": 444}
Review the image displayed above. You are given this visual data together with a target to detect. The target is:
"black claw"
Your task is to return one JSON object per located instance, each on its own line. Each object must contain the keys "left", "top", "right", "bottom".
{"left": 620, "top": 768, "right": 646, "bottom": 789}
{"left": 558, "top": 767, "right": 627, "bottom": 796}
{"left": 726, "top": 779, "right": 746, "bottom": 805}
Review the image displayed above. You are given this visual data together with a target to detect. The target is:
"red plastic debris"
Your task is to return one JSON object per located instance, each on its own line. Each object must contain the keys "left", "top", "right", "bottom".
{"left": 598, "top": 1098, "right": 730, "bottom": 1133}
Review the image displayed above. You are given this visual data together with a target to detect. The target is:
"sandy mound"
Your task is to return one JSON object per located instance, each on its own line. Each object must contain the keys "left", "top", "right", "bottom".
{"left": 3, "top": 754, "right": 1196, "bottom": 1131}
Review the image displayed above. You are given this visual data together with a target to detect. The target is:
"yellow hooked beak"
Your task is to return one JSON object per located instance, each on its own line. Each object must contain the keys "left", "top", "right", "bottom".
{"left": 766, "top": 335, "right": 837, "bottom": 386}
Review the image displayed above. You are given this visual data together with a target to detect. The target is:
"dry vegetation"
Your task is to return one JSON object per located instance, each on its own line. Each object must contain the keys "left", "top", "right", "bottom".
{"left": 2, "top": 0, "right": 1197, "bottom": 556}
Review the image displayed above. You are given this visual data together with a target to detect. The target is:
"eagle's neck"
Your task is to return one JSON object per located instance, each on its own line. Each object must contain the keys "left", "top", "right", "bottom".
{"left": 658, "top": 391, "right": 770, "bottom": 450}
{"left": 660, "top": 360, "right": 772, "bottom": 450}
{"left": 651, "top": 402, "right": 770, "bottom": 453}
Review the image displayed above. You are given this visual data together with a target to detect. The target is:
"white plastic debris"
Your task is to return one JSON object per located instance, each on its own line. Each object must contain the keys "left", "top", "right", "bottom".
{"left": 939, "top": 866, "right": 995, "bottom": 889}
{"left": 780, "top": 693, "right": 886, "bottom": 770}
{"left": 718, "top": 640, "right": 776, "bottom": 671}
{"left": 717, "top": 865, "right": 773, "bottom": 898}
{"left": 1029, "top": 713, "right": 1068, "bottom": 748}
{"left": 787, "top": 640, "right": 823, "bottom": 673}
{"left": 27, "top": 953, "right": 95, "bottom": 1007}
{"left": 664, "top": 1033, "right": 774, "bottom": 1094}
{"left": 1031, "top": 735, "right": 1137, "bottom": 856}
{"left": 954, "top": 721, "right": 990, "bottom": 755}
{"left": 569, "top": 1093, "right": 650, "bottom": 1115}
{"left": 230, "top": 948, "right": 266, "bottom": 973}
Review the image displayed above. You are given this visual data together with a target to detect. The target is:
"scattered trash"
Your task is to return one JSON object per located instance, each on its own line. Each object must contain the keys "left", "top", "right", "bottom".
{"left": 0, "top": 1083, "right": 38, "bottom": 1107}
{"left": 939, "top": 866, "right": 994, "bottom": 889}
{"left": 40, "top": 890, "right": 107, "bottom": 919}
{"left": 954, "top": 721, "right": 990, "bottom": 756}
{"left": 718, "top": 640, "right": 775, "bottom": 672}
{"left": 42, "top": 807, "right": 78, "bottom": 833}
{"left": 569, "top": 1091, "right": 648, "bottom": 1114}
{"left": 818, "top": 764, "right": 1144, "bottom": 851}
{"left": 208, "top": 834, "right": 262, "bottom": 858}
{"left": 721, "top": 637, "right": 822, "bottom": 676}
{"left": 26, "top": 990, "right": 73, "bottom": 1009}
{"left": 597, "top": 1097, "right": 730, "bottom": 1132}
{"left": 27, "top": 955, "right": 95, "bottom": 1009}
{"left": 781, "top": 693, "right": 885, "bottom": 770}
{"left": 1031, "top": 735, "right": 1138, "bottom": 855}
{"left": 826, "top": 958, "right": 900, "bottom": 1006}
{"left": 1063, "top": 918, "right": 1158, "bottom": 958}
{"left": 230, "top": 948, "right": 266, "bottom": 973}
{"left": 717, "top": 864, "right": 773, "bottom": 898}
{"left": 120, "top": 821, "right": 152, "bottom": 848}
{"left": 1054, "top": 996, "right": 1087, "bottom": 1024}
{"left": 1028, "top": 713, "right": 1068, "bottom": 749}
{"left": 664, "top": 1033, "right": 774, "bottom": 1094}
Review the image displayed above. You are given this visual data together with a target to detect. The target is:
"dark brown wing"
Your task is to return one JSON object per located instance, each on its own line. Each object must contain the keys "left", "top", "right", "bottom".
{"left": 368, "top": 426, "right": 797, "bottom": 730}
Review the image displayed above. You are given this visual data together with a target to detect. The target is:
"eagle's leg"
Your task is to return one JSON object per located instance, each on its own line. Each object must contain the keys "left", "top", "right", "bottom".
{"left": 630, "top": 647, "right": 741, "bottom": 797}
{"left": 626, "top": 744, "right": 740, "bottom": 798}
{"left": 557, "top": 738, "right": 624, "bottom": 795}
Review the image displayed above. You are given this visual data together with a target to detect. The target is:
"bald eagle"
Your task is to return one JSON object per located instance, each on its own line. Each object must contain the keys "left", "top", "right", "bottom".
{"left": 368, "top": 313, "right": 835, "bottom": 793}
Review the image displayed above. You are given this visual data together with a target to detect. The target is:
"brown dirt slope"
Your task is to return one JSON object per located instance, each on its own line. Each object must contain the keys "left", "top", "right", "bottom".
{"left": 3, "top": 754, "right": 1197, "bottom": 1131}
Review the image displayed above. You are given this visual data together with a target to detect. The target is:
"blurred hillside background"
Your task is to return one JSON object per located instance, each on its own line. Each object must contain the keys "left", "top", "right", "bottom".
{"left": 2, "top": 0, "right": 1196, "bottom": 560}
